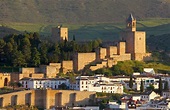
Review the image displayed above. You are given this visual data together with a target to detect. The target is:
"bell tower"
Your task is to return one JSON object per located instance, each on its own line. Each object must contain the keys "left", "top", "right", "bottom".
{"left": 126, "top": 14, "right": 136, "bottom": 32}
{"left": 122, "top": 14, "right": 151, "bottom": 61}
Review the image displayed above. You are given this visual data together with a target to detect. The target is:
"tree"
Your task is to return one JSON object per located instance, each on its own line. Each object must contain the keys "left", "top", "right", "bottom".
{"left": 31, "top": 47, "right": 40, "bottom": 66}
{"left": 4, "top": 42, "right": 13, "bottom": 56}
{"left": 158, "top": 77, "right": 163, "bottom": 95}
{"left": 111, "top": 65, "right": 120, "bottom": 75}
{"left": 21, "top": 37, "right": 31, "bottom": 64}
{"left": 12, "top": 50, "right": 26, "bottom": 67}
{"left": 147, "top": 84, "right": 155, "bottom": 91}
{"left": 164, "top": 81, "right": 169, "bottom": 91}
{"left": 129, "top": 75, "right": 133, "bottom": 89}
{"left": 0, "top": 39, "right": 6, "bottom": 61}
{"left": 140, "top": 80, "right": 144, "bottom": 93}
{"left": 39, "top": 42, "right": 48, "bottom": 64}
{"left": 0, "top": 39, "right": 5, "bottom": 53}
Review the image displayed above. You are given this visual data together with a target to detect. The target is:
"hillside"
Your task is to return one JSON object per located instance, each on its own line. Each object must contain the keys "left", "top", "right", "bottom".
{"left": 0, "top": 0, "right": 170, "bottom": 23}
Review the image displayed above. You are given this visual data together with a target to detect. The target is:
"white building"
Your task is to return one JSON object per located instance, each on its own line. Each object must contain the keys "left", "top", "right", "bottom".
{"left": 72, "top": 106, "right": 99, "bottom": 110}
{"left": 135, "top": 91, "right": 160, "bottom": 102}
{"left": 19, "top": 78, "right": 69, "bottom": 89}
{"left": 70, "top": 76, "right": 123, "bottom": 94}
{"left": 108, "top": 101, "right": 126, "bottom": 110}
{"left": 136, "top": 98, "right": 170, "bottom": 110}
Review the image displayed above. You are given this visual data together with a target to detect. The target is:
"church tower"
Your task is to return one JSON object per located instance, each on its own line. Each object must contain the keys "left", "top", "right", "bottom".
{"left": 126, "top": 14, "right": 136, "bottom": 32}
{"left": 121, "top": 14, "right": 151, "bottom": 61}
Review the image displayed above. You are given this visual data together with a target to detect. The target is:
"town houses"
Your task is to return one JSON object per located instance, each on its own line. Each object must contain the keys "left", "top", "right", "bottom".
{"left": 19, "top": 69, "right": 169, "bottom": 94}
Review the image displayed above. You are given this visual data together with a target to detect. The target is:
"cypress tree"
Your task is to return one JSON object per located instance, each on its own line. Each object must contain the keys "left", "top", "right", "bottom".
{"left": 158, "top": 77, "right": 163, "bottom": 95}
{"left": 129, "top": 75, "right": 133, "bottom": 89}
{"left": 140, "top": 80, "right": 144, "bottom": 93}
{"left": 164, "top": 81, "right": 169, "bottom": 91}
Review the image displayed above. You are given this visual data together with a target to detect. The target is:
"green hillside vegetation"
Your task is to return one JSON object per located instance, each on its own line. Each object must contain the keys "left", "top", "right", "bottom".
{"left": 1, "top": 0, "right": 170, "bottom": 23}
{"left": 148, "top": 33, "right": 170, "bottom": 52}
{"left": 1, "top": 18, "right": 170, "bottom": 41}
{"left": 1, "top": 0, "right": 170, "bottom": 41}
{"left": 89, "top": 61, "right": 170, "bottom": 76}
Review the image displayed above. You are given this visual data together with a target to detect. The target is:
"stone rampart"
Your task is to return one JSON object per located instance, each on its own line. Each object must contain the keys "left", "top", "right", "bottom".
{"left": 0, "top": 90, "right": 96, "bottom": 109}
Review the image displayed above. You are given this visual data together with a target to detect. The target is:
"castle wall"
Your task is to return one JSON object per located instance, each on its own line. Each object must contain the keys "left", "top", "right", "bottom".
{"left": 90, "top": 61, "right": 107, "bottom": 71}
{"left": 0, "top": 90, "right": 34, "bottom": 107}
{"left": 45, "top": 90, "right": 96, "bottom": 109}
{"left": 118, "top": 42, "right": 126, "bottom": 55}
{"left": 107, "top": 59, "right": 117, "bottom": 67}
{"left": 73, "top": 53, "right": 96, "bottom": 72}
{"left": 0, "top": 90, "right": 96, "bottom": 109}
{"left": 62, "top": 61, "right": 73, "bottom": 74}
{"left": 46, "top": 66, "right": 60, "bottom": 78}
{"left": 111, "top": 54, "right": 131, "bottom": 61}
{"left": 30, "top": 74, "right": 44, "bottom": 79}
{"left": 96, "top": 48, "right": 107, "bottom": 61}
{"left": 134, "top": 53, "right": 152, "bottom": 61}
{"left": 39, "top": 63, "right": 61, "bottom": 78}
{"left": 106, "top": 46, "right": 117, "bottom": 57}
{"left": 21, "top": 68, "right": 40, "bottom": 74}
{"left": 33, "top": 90, "right": 46, "bottom": 108}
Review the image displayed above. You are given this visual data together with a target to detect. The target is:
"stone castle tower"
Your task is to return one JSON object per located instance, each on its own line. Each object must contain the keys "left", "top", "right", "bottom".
{"left": 122, "top": 14, "right": 151, "bottom": 61}
{"left": 51, "top": 25, "right": 68, "bottom": 42}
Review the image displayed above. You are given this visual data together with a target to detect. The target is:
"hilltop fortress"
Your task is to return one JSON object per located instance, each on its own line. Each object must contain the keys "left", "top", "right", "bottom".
{"left": 0, "top": 14, "right": 151, "bottom": 87}
{"left": 76, "top": 15, "right": 150, "bottom": 72}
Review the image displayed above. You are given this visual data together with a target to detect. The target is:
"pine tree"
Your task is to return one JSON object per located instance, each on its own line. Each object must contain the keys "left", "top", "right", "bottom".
{"left": 159, "top": 77, "right": 163, "bottom": 95}
{"left": 140, "top": 80, "right": 144, "bottom": 93}
{"left": 129, "top": 75, "right": 133, "bottom": 89}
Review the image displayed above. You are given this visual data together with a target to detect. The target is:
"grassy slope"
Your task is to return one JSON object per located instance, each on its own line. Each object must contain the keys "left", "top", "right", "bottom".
{"left": 1, "top": 18, "right": 170, "bottom": 41}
